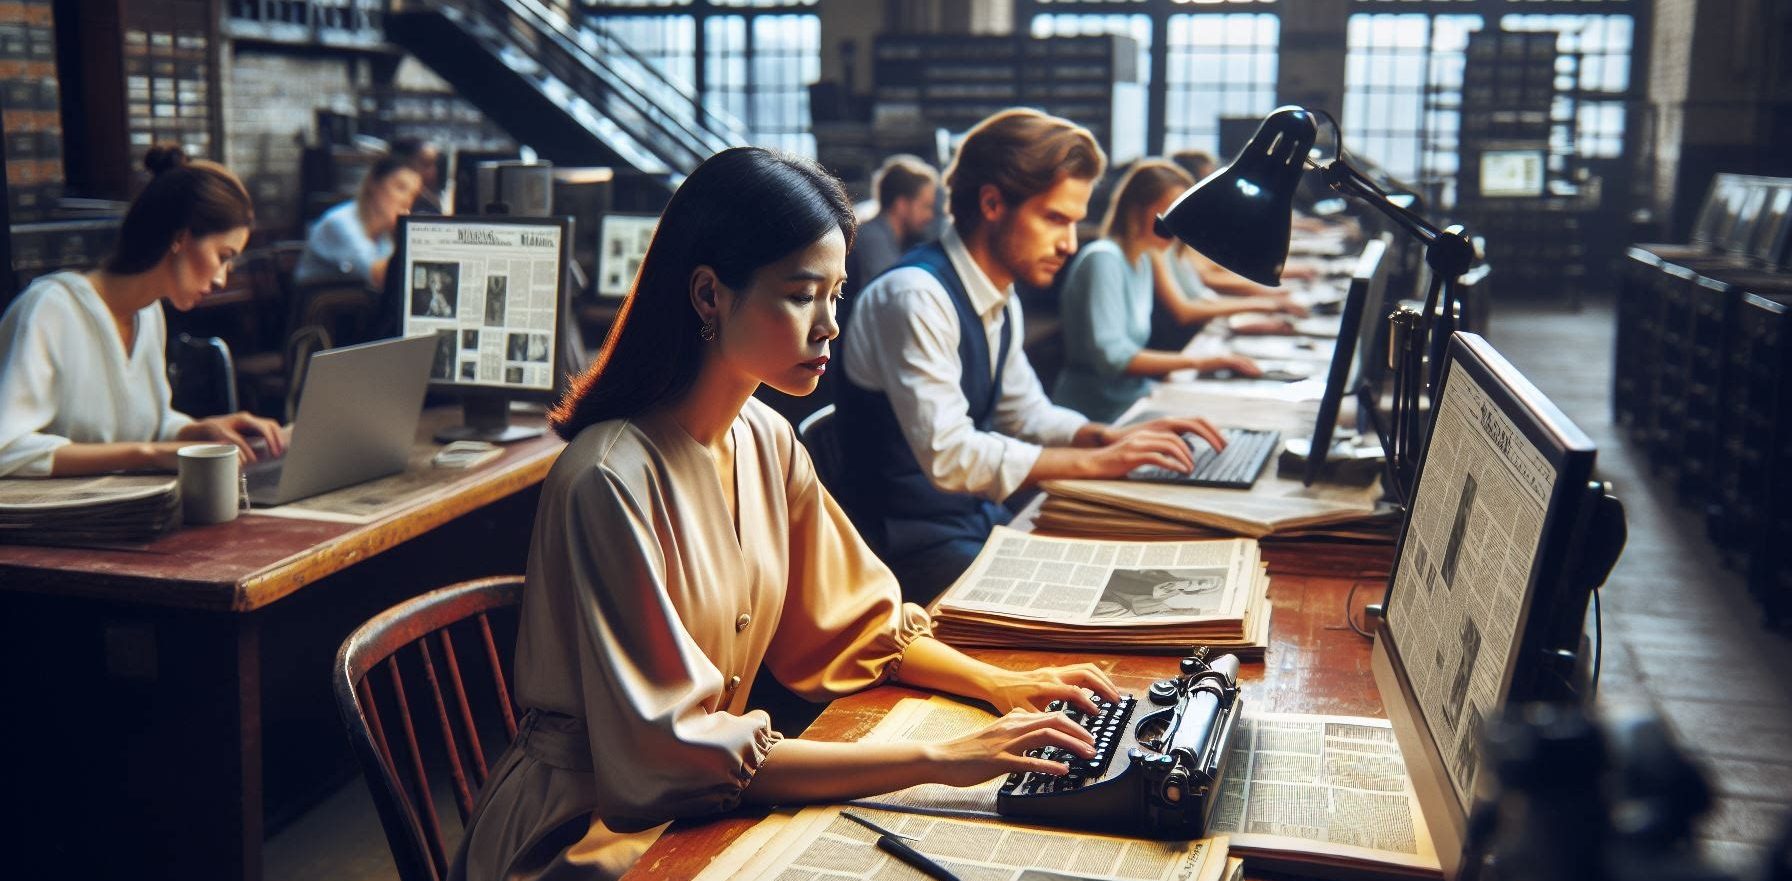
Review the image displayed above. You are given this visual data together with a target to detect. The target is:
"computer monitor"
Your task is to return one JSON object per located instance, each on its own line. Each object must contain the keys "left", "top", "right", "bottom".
{"left": 1747, "top": 183, "right": 1792, "bottom": 267}
{"left": 1476, "top": 149, "right": 1546, "bottom": 199}
{"left": 1371, "top": 332, "right": 1622, "bottom": 879}
{"left": 1688, "top": 174, "right": 1742, "bottom": 246}
{"left": 597, "top": 213, "right": 660, "bottom": 299}
{"left": 395, "top": 214, "right": 573, "bottom": 443}
{"left": 1720, "top": 179, "right": 1770, "bottom": 256}
{"left": 1298, "top": 236, "right": 1392, "bottom": 486}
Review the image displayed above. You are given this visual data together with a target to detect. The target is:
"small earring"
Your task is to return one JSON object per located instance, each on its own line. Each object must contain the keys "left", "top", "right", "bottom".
{"left": 699, "top": 320, "right": 717, "bottom": 342}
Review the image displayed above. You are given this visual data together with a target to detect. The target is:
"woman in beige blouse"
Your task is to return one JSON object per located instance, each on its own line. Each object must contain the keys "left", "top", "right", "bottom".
{"left": 450, "top": 148, "right": 1120, "bottom": 881}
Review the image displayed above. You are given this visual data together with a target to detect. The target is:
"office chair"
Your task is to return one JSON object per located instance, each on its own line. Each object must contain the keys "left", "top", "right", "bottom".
{"left": 168, "top": 333, "right": 239, "bottom": 417}
{"left": 334, "top": 576, "right": 524, "bottom": 881}
{"left": 797, "top": 403, "right": 848, "bottom": 498}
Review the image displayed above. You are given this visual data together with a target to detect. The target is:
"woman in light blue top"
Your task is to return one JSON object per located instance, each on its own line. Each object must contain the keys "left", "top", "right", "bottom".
{"left": 1052, "top": 160, "right": 1268, "bottom": 423}
{"left": 294, "top": 153, "right": 422, "bottom": 290}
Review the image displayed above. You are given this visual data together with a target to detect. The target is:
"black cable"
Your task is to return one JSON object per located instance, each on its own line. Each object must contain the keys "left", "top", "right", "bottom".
{"left": 1590, "top": 586, "right": 1603, "bottom": 702}
{"left": 1344, "top": 580, "right": 1375, "bottom": 640}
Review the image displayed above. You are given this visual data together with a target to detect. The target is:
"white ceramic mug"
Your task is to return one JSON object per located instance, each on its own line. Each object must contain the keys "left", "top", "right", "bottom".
{"left": 178, "top": 444, "right": 242, "bottom": 525}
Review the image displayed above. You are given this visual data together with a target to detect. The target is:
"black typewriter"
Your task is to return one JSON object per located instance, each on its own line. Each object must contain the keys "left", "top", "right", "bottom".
{"left": 996, "top": 650, "right": 1242, "bottom": 838}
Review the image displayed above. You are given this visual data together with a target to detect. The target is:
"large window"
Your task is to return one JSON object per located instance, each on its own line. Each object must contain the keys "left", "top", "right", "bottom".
{"left": 1164, "top": 13, "right": 1280, "bottom": 156}
{"left": 586, "top": 0, "right": 820, "bottom": 155}
{"left": 1342, "top": 13, "right": 1482, "bottom": 196}
{"left": 1030, "top": 13, "right": 1154, "bottom": 161}
{"left": 1500, "top": 14, "right": 1633, "bottom": 160}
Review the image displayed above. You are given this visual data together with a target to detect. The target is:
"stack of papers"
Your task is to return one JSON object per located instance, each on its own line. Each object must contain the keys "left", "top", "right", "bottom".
{"left": 0, "top": 475, "right": 180, "bottom": 545}
{"left": 930, "top": 527, "right": 1273, "bottom": 658}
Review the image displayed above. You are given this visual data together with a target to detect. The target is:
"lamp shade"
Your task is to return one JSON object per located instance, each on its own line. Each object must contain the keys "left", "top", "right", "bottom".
{"left": 1155, "top": 106, "right": 1319, "bottom": 286}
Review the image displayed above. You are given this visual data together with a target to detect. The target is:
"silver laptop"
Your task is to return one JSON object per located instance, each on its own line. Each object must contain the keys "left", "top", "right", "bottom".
{"left": 245, "top": 334, "right": 436, "bottom": 506}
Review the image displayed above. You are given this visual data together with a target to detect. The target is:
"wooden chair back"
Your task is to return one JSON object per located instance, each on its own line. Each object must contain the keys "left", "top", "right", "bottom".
{"left": 334, "top": 576, "right": 524, "bottom": 881}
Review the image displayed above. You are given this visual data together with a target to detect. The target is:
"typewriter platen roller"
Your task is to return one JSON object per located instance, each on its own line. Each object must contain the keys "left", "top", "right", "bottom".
{"left": 996, "top": 649, "right": 1242, "bottom": 838}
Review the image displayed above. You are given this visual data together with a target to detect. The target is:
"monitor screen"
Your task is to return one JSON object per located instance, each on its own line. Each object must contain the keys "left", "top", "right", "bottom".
{"left": 1301, "top": 236, "right": 1390, "bottom": 486}
{"left": 396, "top": 215, "right": 570, "bottom": 397}
{"left": 1372, "top": 332, "right": 1600, "bottom": 879}
{"left": 598, "top": 213, "right": 660, "bottom": 299}
{"left": 1477, "top": 150, "right": 1546, "bottom": 198}
{"left": 1750, "top": 185, "right": 1792, "bottom": 266}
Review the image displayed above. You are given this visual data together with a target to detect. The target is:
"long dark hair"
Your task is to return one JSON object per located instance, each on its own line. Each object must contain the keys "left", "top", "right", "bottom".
{"left": 105, "top": 145, "right": 254, "bottom": 275}
{"left": 550, "top": 148, "right": 855, "bottom": 440}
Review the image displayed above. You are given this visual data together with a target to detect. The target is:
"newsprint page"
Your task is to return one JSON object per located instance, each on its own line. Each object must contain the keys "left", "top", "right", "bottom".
{"left": 942, "top": 527, "right": 1256, "bottom": 625}
{"left": 403, "top": 220, "right": 562, "bottom": 391}
{"left": 1386, "top": 363, "right": 1555, "bottom": 813}
{"left": 692, "top": 804, "right": 1228, "bottom": 881}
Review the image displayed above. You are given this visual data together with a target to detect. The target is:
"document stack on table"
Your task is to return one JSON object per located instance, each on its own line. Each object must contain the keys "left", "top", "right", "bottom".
{"left": 929, "top": 527, "right": 1272, "bottom": 659}
{"left": 0, "top": 475, "right": 180, "bottom": 545}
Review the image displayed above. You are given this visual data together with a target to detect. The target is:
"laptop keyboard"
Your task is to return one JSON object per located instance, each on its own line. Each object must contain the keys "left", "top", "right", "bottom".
{"left": 1128, "top": 427, "right": 1282, "bottom": 490}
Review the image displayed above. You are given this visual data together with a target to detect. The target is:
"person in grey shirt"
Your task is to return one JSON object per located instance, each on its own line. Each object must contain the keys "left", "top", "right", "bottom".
{"left": 847, "top": 154, "right": 938, "bottom": 295}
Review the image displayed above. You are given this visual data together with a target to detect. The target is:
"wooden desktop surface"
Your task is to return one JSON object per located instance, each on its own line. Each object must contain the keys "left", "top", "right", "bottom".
{"left": 0, "top": 407, "right": 562, "bottom": 612}
{"left": 628, "top": 550, "right": 1391, "bottom": 879}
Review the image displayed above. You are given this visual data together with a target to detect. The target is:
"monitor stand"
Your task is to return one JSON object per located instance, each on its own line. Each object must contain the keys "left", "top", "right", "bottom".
{"left": 1278, "top": 433, "right": 1384, "bottom": 486}
{"left": 435, "top": 394, "right": 545, "bottom": 444}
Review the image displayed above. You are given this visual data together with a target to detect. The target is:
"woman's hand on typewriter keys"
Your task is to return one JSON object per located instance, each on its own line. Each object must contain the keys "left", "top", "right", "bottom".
{"left": 925, "top": 710, "right": 1097, "bottom": 787}
{"left": 981, "top": 663, "right": 1121, "bottom": 716}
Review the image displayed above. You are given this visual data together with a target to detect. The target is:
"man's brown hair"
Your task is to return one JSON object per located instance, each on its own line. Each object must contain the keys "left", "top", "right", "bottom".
{"left": 944, "top": 108, "right": 1106, "bottom": 236}
{"left": 873, "top": 154, "right": 938, "bottom": 209}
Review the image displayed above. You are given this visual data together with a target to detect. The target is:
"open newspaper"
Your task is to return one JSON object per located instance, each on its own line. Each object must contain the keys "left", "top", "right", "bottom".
{"left": 931, "top": 527, "right": 1271, "bottom": 656}
{"left": 850, "top": 696, "right": 1440, "bottom": 880}
{"left": 692, "top": 804, "right": 1229, "bottom": 881}
{"left": 0, "top": 475, "right": 180, "bottom": 544}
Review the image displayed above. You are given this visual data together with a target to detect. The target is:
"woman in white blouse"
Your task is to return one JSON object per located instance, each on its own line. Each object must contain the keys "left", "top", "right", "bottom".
{"left": 0, "top": 146, "right": 283, "bottom": 478}
{"left": 449, "top": 148, "right": 1119, "bottom": 881}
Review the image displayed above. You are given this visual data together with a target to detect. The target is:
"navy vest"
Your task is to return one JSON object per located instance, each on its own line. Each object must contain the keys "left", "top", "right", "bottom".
{"left": 837, "top": 242, "right": 1014, "bottom": 559}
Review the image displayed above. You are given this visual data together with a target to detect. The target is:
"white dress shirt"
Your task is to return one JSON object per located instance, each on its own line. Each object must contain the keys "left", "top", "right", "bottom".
{"left": 842, "top": 226, "right": 1089, "bottom": 502}
{"left": 0, "top": 271, "right": 193, "bottom": 477}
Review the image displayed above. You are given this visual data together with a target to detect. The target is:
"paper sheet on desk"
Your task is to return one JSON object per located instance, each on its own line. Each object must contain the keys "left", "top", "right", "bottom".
{"left": 248, "top": 445, "right": 473, "bottom": 524}
{"left": 693, "top": 801, "right": 1228, "bottom": 881}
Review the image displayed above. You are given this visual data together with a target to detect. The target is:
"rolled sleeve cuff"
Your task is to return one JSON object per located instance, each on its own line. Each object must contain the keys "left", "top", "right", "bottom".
{"left": 1030, "top": 409, "right": 1089, "bottom": 448}
{"left": 881, "top": 603, "right": 937, "bottom": 685}
{"left": 1, "top": 435, "right": 69, "bottom": 478}
{"left": 719, "top": 725, "right": 786, "bottom": 812}
{"left": 992, "top": 435, "right": 1044, "bottom": 501}
{"left": 1093, "top": 341, "right": 1143, "bottom": 380}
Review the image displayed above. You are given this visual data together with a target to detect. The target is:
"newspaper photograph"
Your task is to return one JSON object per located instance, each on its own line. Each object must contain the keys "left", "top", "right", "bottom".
{"left": 693, "top": 805, "right": 1227, "bottom": 881}
{"left": 940, "top": 526, "right": 1255, "bottom": 626}
{"left": 1384, "top": 361, "right": 1554, "bottom": 813}
{"left": 402, "top": 220, "right": 563, "bottom": 392}
{"left": 1208, "top": 714, "right": 1438, "bottom": 874}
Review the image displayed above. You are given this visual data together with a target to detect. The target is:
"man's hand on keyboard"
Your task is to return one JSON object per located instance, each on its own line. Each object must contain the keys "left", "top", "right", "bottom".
{"left": 1081, "top": 430, "right": 1198, "bottom": 477}
{"left": 1106, "top": 416, "right": 1227, "bottom": 453}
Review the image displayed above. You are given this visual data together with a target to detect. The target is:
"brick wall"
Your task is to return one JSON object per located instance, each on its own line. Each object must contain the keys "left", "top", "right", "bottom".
{"left": 221, "top": 46, "right": 365, "bottom": 238}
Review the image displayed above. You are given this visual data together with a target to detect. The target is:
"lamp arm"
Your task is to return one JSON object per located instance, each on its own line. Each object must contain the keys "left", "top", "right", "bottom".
{"left": 1312, "top": 158, "right": 1477, "bottom": 281}
{"left": 1313, "top": 159, "right": 1441, "bottom": 244}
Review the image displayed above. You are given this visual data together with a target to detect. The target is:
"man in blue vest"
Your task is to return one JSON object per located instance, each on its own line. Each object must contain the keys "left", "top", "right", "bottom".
{"left": 837, "top": 108, "right": 1226, "bottom": 602}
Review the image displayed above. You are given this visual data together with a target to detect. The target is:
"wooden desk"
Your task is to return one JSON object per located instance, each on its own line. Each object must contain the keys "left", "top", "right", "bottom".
{"left": 628, "top": 548, "right": 1392, "bottom": 879}
{"left": 0, "top": 408, "right": 562, "bottom": 881}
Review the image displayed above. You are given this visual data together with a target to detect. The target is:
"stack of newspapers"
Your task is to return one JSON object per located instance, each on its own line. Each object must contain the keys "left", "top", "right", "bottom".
{"left": 0, "top": 476, "right": 181, "bottom": 545}
{"left": 929, "top": 526, "right": 1272, "bottom": 658}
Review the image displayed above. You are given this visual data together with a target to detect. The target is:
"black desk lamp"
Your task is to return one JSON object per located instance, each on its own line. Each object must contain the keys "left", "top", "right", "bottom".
{"left": 1155, "top": 106, "right": 1477, "bottom": 501}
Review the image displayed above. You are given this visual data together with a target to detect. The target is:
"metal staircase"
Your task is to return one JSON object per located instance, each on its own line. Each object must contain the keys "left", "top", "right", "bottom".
{"left": 386, "top": 0, "right": 744, "bottom": 180}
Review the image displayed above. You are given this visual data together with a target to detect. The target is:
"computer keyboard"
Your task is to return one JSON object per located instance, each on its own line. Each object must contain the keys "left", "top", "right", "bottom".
{"left": 1000, "top": 693, "right": 1138, "bottom": 798}
{"left": 1128, "top": 427, "right": 1282, "bottom": 490}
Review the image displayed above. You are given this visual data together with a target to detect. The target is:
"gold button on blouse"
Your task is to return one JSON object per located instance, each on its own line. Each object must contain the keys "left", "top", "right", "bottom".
{"left": 735, "top": 613, "right": 752, "bottom": 632}
{"left": 726, "top": 675, "right": 741, "bottom": 693}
